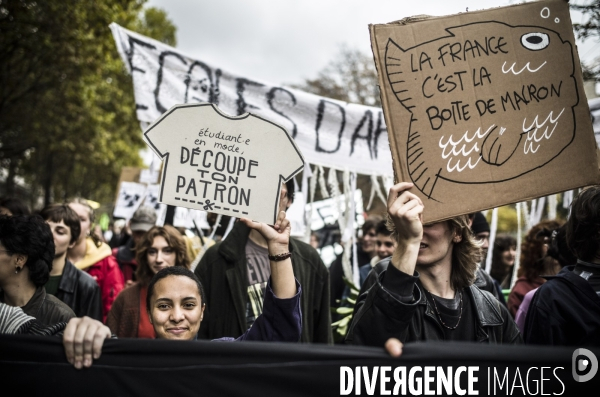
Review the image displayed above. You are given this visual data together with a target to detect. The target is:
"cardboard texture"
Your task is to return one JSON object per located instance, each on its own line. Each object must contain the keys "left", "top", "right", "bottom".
{"left": 370, "top": 0, "right": 600, "bottom": 223}
{"left": 144, "top": 103, "right": 304, "bottom": 224}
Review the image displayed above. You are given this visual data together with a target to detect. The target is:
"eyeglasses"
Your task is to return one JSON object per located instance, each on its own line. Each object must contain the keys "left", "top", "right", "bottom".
{"left": 0, "top": 249, "right": 13, "bottom": 255}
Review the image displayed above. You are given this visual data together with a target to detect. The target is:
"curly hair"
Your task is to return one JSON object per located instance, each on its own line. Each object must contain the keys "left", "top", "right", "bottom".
{"left": 517, "top": 219, "right": 563, "bottom": 281}
{"left": 490, "top": 234, "right": 517, "bottom": 283}
{"left": 40, "top": 204, "right": 81, "bottom": 245}
{"left": 386, "top": 214, "right": 481, "bottom": 290}
{"left": 567, "top": 186, "right": 600, "bottom": 262}
{"left": 0, "top": 215, "right": 54, "bottom": 286}
{"left": 0, "top": 197, "right": 30, "bottom": 216}
{"left": 135, "top": 225, "right": 190, "bottom": 286}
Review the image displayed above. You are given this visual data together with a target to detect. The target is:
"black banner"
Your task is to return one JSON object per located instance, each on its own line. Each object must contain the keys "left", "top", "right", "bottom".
{"left": 0, "top": 335, "right": 598, "bottom": 396}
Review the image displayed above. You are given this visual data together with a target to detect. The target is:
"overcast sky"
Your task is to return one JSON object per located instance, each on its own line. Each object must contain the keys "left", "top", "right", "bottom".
{"left": 145, "top": 0, "right": 598, "bottom": 88}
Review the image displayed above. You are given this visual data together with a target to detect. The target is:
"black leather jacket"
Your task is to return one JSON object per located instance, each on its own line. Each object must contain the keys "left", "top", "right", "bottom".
{"left": 55, "top": 260, "right": 102, "bottom": 321}
{"left": 345, "top": 258, "right": 521, "bottom": 346}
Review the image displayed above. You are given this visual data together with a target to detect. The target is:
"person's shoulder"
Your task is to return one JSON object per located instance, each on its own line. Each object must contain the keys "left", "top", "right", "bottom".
{"left": 75, "top": 267, "right": 100, "bottom": 289}
{"left": 44, "top": 293, "right": 76, "bottom": 319}
{"left": 115, "top": 283, "right": 141, "bottom": 301}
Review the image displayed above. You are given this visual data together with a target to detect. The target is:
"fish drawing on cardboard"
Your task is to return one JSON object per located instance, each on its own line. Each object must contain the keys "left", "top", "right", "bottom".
{"left": 385, "top": 20, "right": 576, "bottom": 199}
{"left": 370, "top": 0, "right": 600, "bottom": 222}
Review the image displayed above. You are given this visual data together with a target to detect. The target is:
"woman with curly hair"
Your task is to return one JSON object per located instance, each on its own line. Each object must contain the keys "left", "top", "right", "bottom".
{"left": 106, "top": 225, "right": 190, "bottom": 338}
{"left": 0, "top": 215, "right": 74, "bottom": 325}
{"left": 507, "top": 219, "right": 563, "bottom": 317}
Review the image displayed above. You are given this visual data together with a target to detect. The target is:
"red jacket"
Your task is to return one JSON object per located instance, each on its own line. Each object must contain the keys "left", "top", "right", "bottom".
{"left": 75, "top": 239, "right": 124, "bottom": 322}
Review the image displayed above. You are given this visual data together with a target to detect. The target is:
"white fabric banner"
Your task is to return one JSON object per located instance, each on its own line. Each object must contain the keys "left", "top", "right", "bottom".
{"left": 110, "top": 23, "right": 393, "bottom": 176}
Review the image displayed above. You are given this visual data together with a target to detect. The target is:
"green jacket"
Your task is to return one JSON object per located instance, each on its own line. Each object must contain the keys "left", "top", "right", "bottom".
{"left": 195, "top": 222, "right": 332, "bottom": 344}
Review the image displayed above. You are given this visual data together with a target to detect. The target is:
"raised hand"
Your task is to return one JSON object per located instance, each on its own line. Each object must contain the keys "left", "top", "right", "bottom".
{"left": 387, "top": 182, "right": 424, "bottom": 245}
{"left": 240, "top": 210, "right": 290, "bottom": 254}
{"left": 387, "top": 182, "right": 424, "bottom": 275}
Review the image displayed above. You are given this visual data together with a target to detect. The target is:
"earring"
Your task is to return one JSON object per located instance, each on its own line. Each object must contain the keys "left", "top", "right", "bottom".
{"left": 15, "top": 267, "right": 21, "bottom": 274}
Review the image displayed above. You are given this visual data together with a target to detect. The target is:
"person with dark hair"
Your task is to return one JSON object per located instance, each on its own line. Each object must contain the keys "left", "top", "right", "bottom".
{"left": 508, "top": 219, "right": 563, "bottom": 317}
{"left": 40, "top": 204, "right": 102, "bottom": 320}
{"left": 525, "top": 186, "right": 600, "bottom": 346}
{"left": 514, "top": 224, "right": 576, "bottom": 333}
{"left": 0, "top": 215, "right": 75, "bottom": 325}
{"left": 330, "top": 214, "right": 382, "bottom": 313}
{"left": 358, "top": 220, "right": 396, "bottom": 287}
{"left": 107, "top": 225, "right": 190, "bottom": 338}
{"left": 67, "top": 198, "right": 124, "bottom": 321}
{"left": 195, "top": 181, "right": 331, "bottom": 343}
{"left": 113, "top": 206, "right": 158, "bottom": 284}
{"left": 345, "top": 182, "right": 520, "bottom": 347}
{"left": 0, "top": 197, "right": 30, "bottom": 216}
{"left": 490, "top": 234, "right": 517, "bottom": 289}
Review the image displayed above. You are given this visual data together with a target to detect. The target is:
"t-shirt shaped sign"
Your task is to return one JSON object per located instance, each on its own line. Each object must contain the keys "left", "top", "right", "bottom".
{"left": 144, "top": 103, "right": 304, "bottom": 224}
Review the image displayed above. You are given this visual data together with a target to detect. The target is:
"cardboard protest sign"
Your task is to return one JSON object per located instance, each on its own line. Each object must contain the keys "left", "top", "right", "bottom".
{"left": 113, "top": 182, "right": 147, "bottom": 220}
{"left": 144, "top": 103, "right": 304, "bottom": 224}
{"left": 370, "top": 0, "right": 600, "bottom": 223}
{"left": 142, "top": 184, "right": 167, "bottom": 226}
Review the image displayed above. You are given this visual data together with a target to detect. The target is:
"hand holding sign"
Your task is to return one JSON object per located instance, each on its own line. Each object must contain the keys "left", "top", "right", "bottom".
{"left": 143, "top": 103, "right": 304, "bottom": 224}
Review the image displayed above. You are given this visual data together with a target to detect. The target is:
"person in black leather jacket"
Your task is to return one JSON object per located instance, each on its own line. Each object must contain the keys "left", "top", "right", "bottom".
{"left": 41, "top": 205, "right": 102, "bottom": 320}
{"left": 345, "top": 182, "right": 521, "bottom": 347}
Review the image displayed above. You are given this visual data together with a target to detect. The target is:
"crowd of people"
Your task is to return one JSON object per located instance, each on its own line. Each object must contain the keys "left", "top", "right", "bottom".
{"left": 0, "top": 181, "right": 599, "bottom": 369}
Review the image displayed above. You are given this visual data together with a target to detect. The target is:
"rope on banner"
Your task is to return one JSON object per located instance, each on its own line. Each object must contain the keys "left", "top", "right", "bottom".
{"left": 528, "top": 198, "right": 537, "bottom": 231}
{"left": 207, "top": 214, "right": 222, "bottom": 242}
{"left": 485, "top": 207, "right": 498, "bottom": 274}
{"left": 349, "top": 172, "right": 359, "bottom": 287}
{"left": 221, "top": 215, "right": 236, "bottom": 240}
{"left": 305, "top": 165, "right": 318, "bottom": 242}
{"left": 365, "top": 174, "right": 388, "bottom": 211}
{"left": 340, "top": 169, "right": 354, "bottom": 283}
{"left": 534, "top": 196, "right": 546, "bottom": 225}
{"left": 318, "top": 165, "right": 329, "bottom": 199}
{"left": 511, "top": 202, "right": 524, "bottom": 290}
{"left": 548, "top": 194, "right": 557, "bottom": 220}
{"left": 563, "top": 190, "right": 574, "bottom": 210}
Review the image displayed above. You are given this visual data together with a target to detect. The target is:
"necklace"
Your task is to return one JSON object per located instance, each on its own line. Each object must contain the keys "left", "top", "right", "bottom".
{"left": 426, "top": 289, "right": 463, "bottom": 330}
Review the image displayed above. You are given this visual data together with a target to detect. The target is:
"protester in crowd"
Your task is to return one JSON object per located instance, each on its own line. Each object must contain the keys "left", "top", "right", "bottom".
{"left": 358, "top": 220, "right": 395, "bottom": 287}
{"left": 40, "top": 204, "right": 102, "bottom": 320}
{"left": 468, "top": 212, "right": 505, "bottom": 303}
{"left": 507, "top": 219, "right": 563, "bottom": 317}
{"left": 345, "top": 182, "right": 521, "bottom": 346}
{"left": 67, "top": 198, "right": 124, "bottom": 321}
{"left": 330, "top": 215, "right": 381, "bottom": 311}
{"left": 469, "top": 212, "right": 490, "bottom": 260}
{"left": 514, "top": 224, "right": 577, "bottom": 333}
{"left": 0, "top": 215, "right": 75, "bottom": 325}
{"left": 309, "top": 232, "right": 320, "bottom": 250}
{"left": 490, "top": 234, "right": 517, "bottom": 289}
{"left": 108, "top": 219, "right": 128, "bottom": 249}
{"left": 524, "top": 187, "right": 600, "bottom": 346}
{"left": 107, "top": 225, "right": 189, "bottom": 338}
{"left": 113, "top": 206, "right": 157, "bottom": 284}
{"left": 195, "top": 181, "right": 331, "bottom": 343}
{"left": 0, "top": 197, "right": 30, "bottom": 216}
